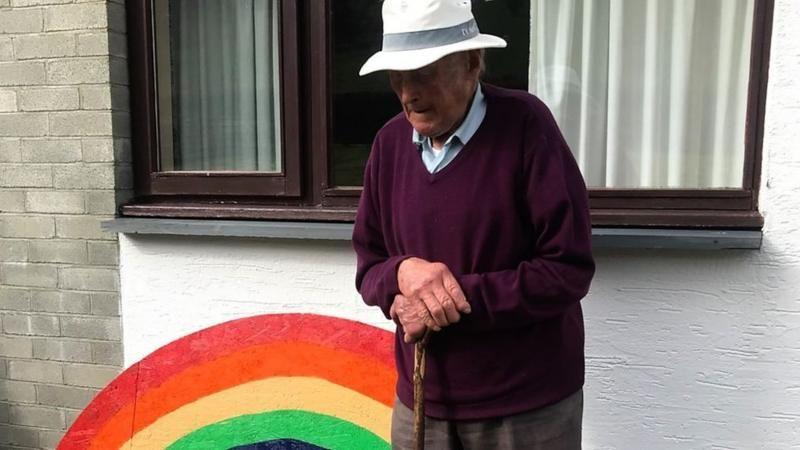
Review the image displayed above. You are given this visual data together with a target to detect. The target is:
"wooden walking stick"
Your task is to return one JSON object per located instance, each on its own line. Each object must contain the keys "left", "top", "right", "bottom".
{"left": 413, "top": 329, "right": 432, "bottom": 450}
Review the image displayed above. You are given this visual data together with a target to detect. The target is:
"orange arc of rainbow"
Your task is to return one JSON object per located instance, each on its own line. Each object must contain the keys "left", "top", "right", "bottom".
{"left": 121, "top": 376, "right": 392, "bottom": 449}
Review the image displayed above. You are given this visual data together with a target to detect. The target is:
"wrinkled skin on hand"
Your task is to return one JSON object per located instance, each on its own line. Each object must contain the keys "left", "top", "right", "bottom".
{"left": 393, "top": 257, "right": 471, "bottom": 343}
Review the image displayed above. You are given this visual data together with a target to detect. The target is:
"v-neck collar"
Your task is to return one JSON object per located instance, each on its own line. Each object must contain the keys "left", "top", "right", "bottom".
{"left": 409, "top": 85, "right": 494, "bottom": 183}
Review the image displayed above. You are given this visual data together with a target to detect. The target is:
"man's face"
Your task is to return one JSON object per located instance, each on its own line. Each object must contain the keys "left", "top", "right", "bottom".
{"left": 388, "top": 52, "right": 479, "bottom": 140}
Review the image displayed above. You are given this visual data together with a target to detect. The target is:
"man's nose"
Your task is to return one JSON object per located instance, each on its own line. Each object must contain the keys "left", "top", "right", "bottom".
{"left": 396, "top": 75, "right": 421, "bottom": 104}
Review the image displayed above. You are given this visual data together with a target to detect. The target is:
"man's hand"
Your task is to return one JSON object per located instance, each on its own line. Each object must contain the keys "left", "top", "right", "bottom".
{"left": 397, "top": 257, "right": 471, "bottom": 329}
{"left": 390, "top": 294, "right": 438, "bottom": 343}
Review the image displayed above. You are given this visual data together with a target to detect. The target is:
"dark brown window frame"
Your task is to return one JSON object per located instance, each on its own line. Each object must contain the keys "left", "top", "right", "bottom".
{"left": 126, "top": 0, "right": 302, "bottom": 198}
{"left": 123, "top": 0, "right": 774, "bottom": 230}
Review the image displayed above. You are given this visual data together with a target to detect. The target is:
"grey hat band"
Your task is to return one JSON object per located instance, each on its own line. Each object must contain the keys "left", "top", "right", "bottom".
{"left": 382, "top": 18, "right": 480, "bottom": 52}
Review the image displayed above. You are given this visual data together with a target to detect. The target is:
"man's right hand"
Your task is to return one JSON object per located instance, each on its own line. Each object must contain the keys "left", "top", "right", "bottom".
{"left": 397, "top": 257, "right": 471, "bottom": 329}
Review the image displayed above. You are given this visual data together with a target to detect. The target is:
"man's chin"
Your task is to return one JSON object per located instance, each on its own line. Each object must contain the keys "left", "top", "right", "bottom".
{"left": 408, "top": 122, "right": 441, "bottom": 138}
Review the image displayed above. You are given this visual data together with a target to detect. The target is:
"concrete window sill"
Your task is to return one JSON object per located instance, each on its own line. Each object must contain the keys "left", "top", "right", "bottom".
{"left": 102, "top": 218, "right": 762, "bottom": 250}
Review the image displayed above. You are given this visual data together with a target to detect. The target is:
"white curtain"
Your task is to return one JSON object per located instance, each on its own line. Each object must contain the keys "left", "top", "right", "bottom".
{"left": 171, "top": 0, "right": 281, "bottom": 172}
{"left": 529, "top": 0, "right": 754, "bottom": 188}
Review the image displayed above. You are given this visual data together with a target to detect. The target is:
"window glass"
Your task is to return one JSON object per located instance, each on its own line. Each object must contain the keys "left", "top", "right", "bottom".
{"left": 530, "top": 0, "right": 755, "bottom": 188}
{"left": 330, "top": 0, "right": 531, "bottom": 187}
{"left": 156, "top": 0, "right": 282, "bottom": 172}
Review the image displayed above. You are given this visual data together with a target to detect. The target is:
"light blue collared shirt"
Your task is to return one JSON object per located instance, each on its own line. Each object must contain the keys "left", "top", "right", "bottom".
{"left": 412, "top": 84, "right": 486, "bottom": 174}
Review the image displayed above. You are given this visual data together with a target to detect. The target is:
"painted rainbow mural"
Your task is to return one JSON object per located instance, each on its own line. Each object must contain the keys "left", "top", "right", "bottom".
{"left": 58, "top": 314, "right": 396, "bottom": 449}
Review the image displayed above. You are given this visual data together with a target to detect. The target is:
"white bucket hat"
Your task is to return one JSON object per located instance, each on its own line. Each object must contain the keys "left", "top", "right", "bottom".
{"left": 359, "top": 0, "right": 507, "bottom": 76}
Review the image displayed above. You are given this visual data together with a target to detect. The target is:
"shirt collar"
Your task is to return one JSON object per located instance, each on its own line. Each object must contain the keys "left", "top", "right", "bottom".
{"left": 412, "top": 83, "right": 486, "bottom": 148}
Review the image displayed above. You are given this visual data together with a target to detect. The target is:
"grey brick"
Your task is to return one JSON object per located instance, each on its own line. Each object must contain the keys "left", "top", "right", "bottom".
{"left": 28, "top": 239, "right": 87, "bottom": 263}
{"left": 99, "top": 163, "right": 131, "bottom": 191}
{"left": 108, "top": 2, "right": 126, "bottom": 33}
{"left": 0, "top": 215, "right": 55, "bottom": 238}
{"left": 55, "top": 215, "right": 114, "bottom": 240}
{"left": 26, "top": 191, "right": 85, "bottom": 214}
{"left": 64, "top": 409, "right": 80, "bottom": 428}
{"left": 36, "top": 384, "right": 97, "bottom": 409}
{"left": 0, "top": 336, "right": 33, "bottom": 358}
{"left": 0, "top": 113, "right": 48, "bottom": 137}
{"left": 0, "top": 286, "right": 30, "bottom": 310}
{"left": 76, "top": 32, "right": 107, "bottom": 57}
{"left": 12, "top": 0, "right": 73, "bottom": 5}
{"left": 0, "top": 359, "right": 5, "bottom": 378}
{"left": 31, "top": 290, "right": 90, "bottom": 314}
{"left": 9, "top": 405, "right": 64, "bottom": 429}
{"left": 90, "top": 292, "right": 119, "bottom": 316}
{"left": 33, "top": 338, "right": 93, "bottom": 362}
{"left": 45, "top": 3, "right": 108, "bottom": 31}
{"left": 7, "top": 360, "right": 62, "bottom": 383}
{"left": 0, "top": 138, "right": 21, "bottom": 161}
{"left": 0, "top": 402, "right": 8, "bottom": 422}
{"left": 110, "top": 85, "right": 130, "bottom": 112}
{"left": 0, "top": 61, "right": 46, "bottom": 86}
{"left": 80, "top": 138, "right": 112, "bottom": 162}
{"left": 84, "top": 191, "right": 117, "bottom": 214}
{"left": 0, "top": 238, "right": 27, "bottom": 262}
{"left": 60, "top": 316, "right": 120, "bottom": 340}
{"left": 0, "top": 164, "right": 51, "bottom": 187}
{"left": 79, "top": 85, "right": 111, "bottom": 110}
{"left": 59, "top": 267, "right": 118, "bottom": 292}
{"left": 114, "top": 137, "right": 131, "bottom": 162}
{"left": 53, "top": 163, "right": 114, "bottom": 189}
{"left": 63, "top": 364, "right": 118, "bottom": 388}
{"left": 18, "top": 88, "right": 79, "bottom": 112}
{"left": 39, "top": 429, "right": 65, "bottom": 450}
{"left": 0, "top": 9, "right": 43, "bottom": 34}
{"left": 116, "top": 164, "right": 133, "bottom": 190}
{"left": 0, "top": 191, "right": 26, "bottom": 213}
{"left": 49, "top": 111, "right": 113, "bottom": 136}
{"left": 46, "top": 57, "right": 109, "bottom": 85}
{"left": 0, "top": 424, "right": 39, "bottom": 447}
{"left": 91, "top": 340, "right": 121, "bottom": 365}
{"left": 87, "top": 241, "right": 116, "bottom": 265}
{"left": 1, "top": 262, "right": 58, "bottom": 288}
{"left": 111, "top": 111, "right": 130, "bottom": 137}
{"left": 0, "top": 380, "right": 37, "bottom": 403}
{"left": 0, "top": 36, "right": 12, "bottom": 61}
{"left": 0, "top": 89, "right": 16, "bottom": 112}
{"left": 20, "top": 138, "right": 82, "bottom": 163}
{"left": 108, "top": 31, "right": 127, "bottom": 58}
{"left": 2, "top": 313, "right": 59, "bottom": 336}
{"left": 109, "top": 55, "right": 128, "bottom": 85}
{"left": 13, "top": 33, "right": 76, "bottom": 60}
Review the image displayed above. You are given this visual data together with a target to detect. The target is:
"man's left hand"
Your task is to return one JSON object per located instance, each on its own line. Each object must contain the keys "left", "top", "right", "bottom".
{"left": 390, "top": 294, "right": 439, "bottom": 343}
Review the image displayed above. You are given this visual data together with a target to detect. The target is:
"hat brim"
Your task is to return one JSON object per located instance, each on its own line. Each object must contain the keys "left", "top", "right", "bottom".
{"left": 358, "top": 34, "right": 507, "bottom": 76}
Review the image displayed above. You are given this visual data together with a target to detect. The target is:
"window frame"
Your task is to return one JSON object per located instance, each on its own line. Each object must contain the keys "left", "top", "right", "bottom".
{"left": 127, "top": 0, "right": 302, "bottom": 198}
{"left": 123, "top": 0, "right": 774, "bottom": 229}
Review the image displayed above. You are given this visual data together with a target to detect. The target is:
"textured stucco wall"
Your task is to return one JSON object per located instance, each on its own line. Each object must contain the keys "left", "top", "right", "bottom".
{"left": 119, "top": 1, "right": 799, "bottom": 448}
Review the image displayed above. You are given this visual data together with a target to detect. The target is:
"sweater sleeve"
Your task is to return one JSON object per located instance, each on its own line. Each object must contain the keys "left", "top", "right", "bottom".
{"left": 352, "top": 142, "right": 411, "bottom": 319}
{"left": 456, "top": 107, "right": 595, "bottom": 331}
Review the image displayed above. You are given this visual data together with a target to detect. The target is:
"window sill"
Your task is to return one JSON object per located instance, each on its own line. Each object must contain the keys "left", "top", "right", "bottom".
{"left": 102, "top": 218, "right": 763, "bottom": 249}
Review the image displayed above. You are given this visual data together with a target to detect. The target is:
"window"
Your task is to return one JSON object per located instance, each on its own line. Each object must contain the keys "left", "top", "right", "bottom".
{"left": 127, "top": 0, "right": 301, "bottom": 200}
{"left": 124, "top": 0, "right": 774, "bottom": 228}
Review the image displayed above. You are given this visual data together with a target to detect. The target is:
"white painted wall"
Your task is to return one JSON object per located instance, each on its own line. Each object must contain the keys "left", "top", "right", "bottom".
{"left": 119, "top": 1, "right": 800, "bottom": 448}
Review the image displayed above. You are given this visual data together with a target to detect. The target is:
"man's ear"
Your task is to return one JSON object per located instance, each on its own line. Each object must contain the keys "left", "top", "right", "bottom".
{"left": 467, "top": 50, "right": 483, "bottom": 76}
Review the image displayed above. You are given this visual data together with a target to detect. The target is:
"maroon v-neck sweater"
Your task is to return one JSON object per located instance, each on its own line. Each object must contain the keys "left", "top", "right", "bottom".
{"left": 353, "top": 83, "right": 595, "bottom": 420}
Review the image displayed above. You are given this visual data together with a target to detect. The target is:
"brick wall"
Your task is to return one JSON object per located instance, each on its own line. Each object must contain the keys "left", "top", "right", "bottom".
{"left": 0, "top": 1, "right": 130, "bottom": 448}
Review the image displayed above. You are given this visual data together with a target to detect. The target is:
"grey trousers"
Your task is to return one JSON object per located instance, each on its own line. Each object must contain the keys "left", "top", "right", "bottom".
{"left": 391, "top": 389, "right": 583, "bottom": 450}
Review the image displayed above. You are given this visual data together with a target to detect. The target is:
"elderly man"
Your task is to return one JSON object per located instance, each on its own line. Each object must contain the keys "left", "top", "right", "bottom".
{"left": 352, "top": 1, "right": 595, "bottom": 449}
